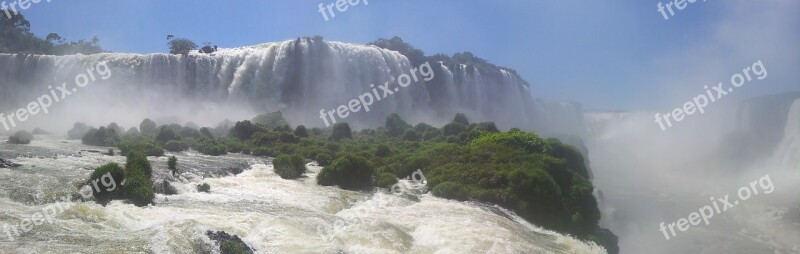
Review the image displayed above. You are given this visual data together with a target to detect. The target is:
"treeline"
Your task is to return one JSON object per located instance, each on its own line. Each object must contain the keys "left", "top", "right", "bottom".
{"left": 0, "top": 11, "right": 104, "bottom": 55}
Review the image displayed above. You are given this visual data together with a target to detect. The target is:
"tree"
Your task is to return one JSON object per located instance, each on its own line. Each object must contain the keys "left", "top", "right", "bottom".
{"left": 139, "top": 119, "right": 157, "bottom": 135}
{"left": 294, "top": 125, "right": 309, "bottom": 138}
{"left": 453, "top": 113, "right": 470, "bottom": 125}
{"left": 331, "top": 123, "right": 352, "bottom": 141}
{"left": 45, "top": 33, "right": 62, "bottom": 43}
{"left": 168, "top": 38, "right": 197, "bottom": 55}
{"left": 385, "top": 113, "right": 411, "bottom": 137}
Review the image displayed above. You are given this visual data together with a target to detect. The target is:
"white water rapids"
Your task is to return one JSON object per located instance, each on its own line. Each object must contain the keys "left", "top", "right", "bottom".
{"left": 0, "top": 136, "right": 605, "bottom": 253}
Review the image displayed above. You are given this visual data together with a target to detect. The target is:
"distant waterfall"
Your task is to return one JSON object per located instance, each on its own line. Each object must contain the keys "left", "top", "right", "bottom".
{"left": 0, "top": 38, "right": 585, "bottom": 133}
{"left": 770, "top": 98, "right": 800, "bottom": 169}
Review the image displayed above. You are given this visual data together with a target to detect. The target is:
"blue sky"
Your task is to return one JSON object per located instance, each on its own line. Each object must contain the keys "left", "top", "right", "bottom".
{"left": 16, "top": 0, "right": 799, "bottom": 110}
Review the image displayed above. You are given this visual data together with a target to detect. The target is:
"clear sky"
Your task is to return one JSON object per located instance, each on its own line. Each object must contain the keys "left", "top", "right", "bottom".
{"left": 15, "top": 0, "right": 800, "bottom": 111}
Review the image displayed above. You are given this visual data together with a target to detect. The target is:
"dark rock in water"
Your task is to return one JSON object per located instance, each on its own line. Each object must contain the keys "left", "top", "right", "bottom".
{"left": 206, "top": 230, "right": 254, "bottom": 254}
{"left": 594, "top": 228, "right": 619, "bottom": 254}
{"left": 154, "top": 180, "right": 178, "bottom": 195}
{"left": 0, "top": 158, "right": 21, "bottom": 168}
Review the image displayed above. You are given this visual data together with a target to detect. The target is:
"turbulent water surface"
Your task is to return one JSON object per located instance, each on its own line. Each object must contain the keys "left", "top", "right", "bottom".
{"left": 0, "top": 136, "right": 604, "bottom": 253}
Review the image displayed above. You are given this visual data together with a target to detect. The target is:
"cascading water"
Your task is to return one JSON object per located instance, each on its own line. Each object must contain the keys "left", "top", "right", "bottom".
{"left": 0, "top": 37, "right": 582, "bottom": 135}
{"left": 0, "top": 136, "right": 606, "bottom": 253}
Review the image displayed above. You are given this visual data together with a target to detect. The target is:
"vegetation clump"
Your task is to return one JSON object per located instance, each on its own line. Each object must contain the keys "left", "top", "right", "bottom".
{"left": 273, "top": 154, "right": 306, "bottom": 179}
{"left": 197, "top": 183, "right": 211, "bottom": 193}
{"left": 82, "top": 127, "right": 121, "bottom": 146}
{"left": 8, "top": 130, "right": 32, "bottom": 144}
{"left": 317, "top": 154, "right": 375, "bottom": 191}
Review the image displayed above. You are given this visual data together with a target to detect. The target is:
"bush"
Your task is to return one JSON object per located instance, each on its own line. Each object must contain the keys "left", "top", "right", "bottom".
{"left": 156, "top": 126, "right": 181, "bottom": 144}
{"left": 117, "top": 151, "right": 155, "bottom": 206}
{"left": 252, "top": 131, "right": 279, "bottom": 146}
{"left": 168, "top": 156, "right": 177, "bottom": 171}
{"left": 469, "top": 131, "right": 551, "bottom": 154}
{"left": 331, "top": 123, "right": 352, "bottom": 141}
{"left": 431, "top": 182, "right": 470, "bottom": 201}
{"left": 251, "top": 111, "right": 290, "bottom": 130}
{"left": 82, "top": 127, "right": 121, "bottom": 146}
{"left": 140, "top": 118, "right": 157, "bottom": 135}
{"left": 192, "top": 138, "right": 227, "bottom": 156}
{"left": 374, "top": 144, "right": 391, "bottom": 157}
{"left": 294, "top": 125, "right": 309, "bottom": 138}
{"left": 442, "top": 123, "right": 467, "bottom": 137}
{"left": 453, "top": 113, "right": 470, "bottom": 125}
{"left": 124, "top": 169, "right": 155, "bottom": 206}
{"left": 125, "top": 152, "right": 153, "bottom": 178}
{"left": 118, "top": 140, "right": 165, "bottom": 157}
{"left": 385, "top": 113, "right": 411, "bottom": 137}
{"left": 164, "top": 140, "right": 189, "bottom": 152}
{"left": 317, "top": 154, "right": 375, "bottom": 190}
{"left": 378, "top": 172, "right": 398, "bottom": 188}
{"left": 68, "top": 123, "right": 93, "bottom": 139}
{"left": 273, "top": 154, "right": 306, "bottom": 179}
{"left": 402, "top": 129, "right": 420, "bottom": 141}
{"left": 230, "top": 120, "right": 262, "bottom": 140}
{"left": 315, "top": 152, "right": 333, "bottom": 166}
{"left": 87, "top": 163, "right": 125, "bottom": 204}
{"left": 8, "top": 130, "right": 32, "bottom": 144}
{"left": 197, "top": 183, "right": 211, "bottom": 193}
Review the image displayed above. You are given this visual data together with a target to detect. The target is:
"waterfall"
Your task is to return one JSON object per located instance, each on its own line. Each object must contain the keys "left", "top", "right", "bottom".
{"left": 770, "top": 98, "right": 800, "bottom": 169}
{"left": 0, "top": 38, "right": 585, "bottom": 134}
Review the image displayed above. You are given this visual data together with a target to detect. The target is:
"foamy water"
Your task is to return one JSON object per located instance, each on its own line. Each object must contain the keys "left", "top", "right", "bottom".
{"left": 0, "top": 136, "right": 605, "bottom": 253}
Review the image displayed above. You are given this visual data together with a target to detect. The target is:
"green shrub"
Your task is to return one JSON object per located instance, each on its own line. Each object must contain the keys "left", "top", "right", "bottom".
{"left": 164, "top": 140, "right": 189, "bottom": 152}
{"left": 315, "top": 152, "right": 333, "bottom": 166}
{"left": 294, "top": 125, "right": 309, "bottom": 138}
{"left": 317, "top": 154, "right": 375, "bottom": 190}
{"left": 87, "top": 163, "right": 125, "bottom": 204}
{"left": 252, "top": 131, "right": 279, "bottom": 146}
{"left": 230, "top": 120, "right": 264, "bottom": 140}
{"left": 139, "top": 118, "right": 157, "bottom": 135}
{"left": 452, "top": 113, "right": 470, "bottom": 125}
{"left": 82, "top": 127, "right": 121, "bottom": 146}
{"left": 385, "top": 113, "right": 411, "bottom": 137}
{"left": 118, "top": 140, "right": 165, "bottom": 157}
{"left": 123, "top": 169, "right": 155, "bottom": 206}
{"left": 442, "top": 123, "right": 467, "bottom": 137}
{"left": 469, "top": 131, "right": 551, "bottom": 154}
{"left": 374, "top": 144, "right": 391, "bottom": 157}
{"left": 125, "top": 152, "right": 153, "bottom": 178}
{"left": 378, "top": 172, "right": 398, "bottom": 188}
{"left": 8, "top": 130, "right": 33, "bottom": 144}
{"left": 168, "top": 156, "right": 177, "bottom": 171}
{"left": 197, "top": 183, "right": 211, "bottom": 193}
{"left": 192, "top": 138, "right": 227, "bottom": 156}
{"left": 431, "top": 182, "right": 470, "bottom": 201}
{"left": 402, "top": 129, "right": 420, "bottom": 141}
{"left": 273, "top": 154, "right": 306, "bottom": 179}
{"left": 251, "top": 111, "right": 290, "bottom": 129}
{"left": 251, "top": 147, "right": 274, "bottom": 157}
{"left": 331, "top": 123, "right": 352, "bottom": 141}
{"left": 156, "top": 126, "right": 181, "bottom": 144}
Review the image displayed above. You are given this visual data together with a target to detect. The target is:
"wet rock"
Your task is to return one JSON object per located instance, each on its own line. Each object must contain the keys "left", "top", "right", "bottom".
{"left": 594, "top": 228, "right": 619, "bottom": 254}
{"left": 206, "top": 230, "right": 254, "bottom": 254}
{"left": 0, "top": 158, "right": 21, "bottom": 168}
